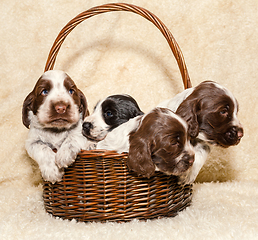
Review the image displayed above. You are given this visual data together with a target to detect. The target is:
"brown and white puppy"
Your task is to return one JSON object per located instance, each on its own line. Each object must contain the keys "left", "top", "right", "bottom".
{"left": 97, "top": 107, "right": 195, "bottom": 179}
{"left": 158, "top": 81, "right": 244, "bottom": 183}
{"left": 22, "top": 70, "right": 89, "bottom": 183}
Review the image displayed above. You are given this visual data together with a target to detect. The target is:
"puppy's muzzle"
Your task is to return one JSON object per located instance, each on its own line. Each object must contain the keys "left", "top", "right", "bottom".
{"left": 175, "top": 152, "right": 195, "bottom": 175}
{"left": 82, "top": 122, "right": 93, "bottom": 137}
{"left": 181, "top": 153, "right": 195, "bottom": 168}
{"left": 225, "top": 126, "right": 244, "bottom": 145}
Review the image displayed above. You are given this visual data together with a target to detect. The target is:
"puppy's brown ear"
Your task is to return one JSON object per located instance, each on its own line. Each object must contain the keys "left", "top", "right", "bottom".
{"left": 127, "top": 132, "right": 155, "bottom": 178}
{"left": 22, "top": 92, "right": 34, "bottom": 129}
{"left": 176, "top": 99, "right": 199, "bottom": 138}
{"left": 78, "top": 89, "right": 88, "bottom": 119}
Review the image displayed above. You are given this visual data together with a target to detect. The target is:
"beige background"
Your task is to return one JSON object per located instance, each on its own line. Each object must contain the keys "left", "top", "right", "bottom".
{"left": 0, "top": 0, "right": 257, "bottom": 239}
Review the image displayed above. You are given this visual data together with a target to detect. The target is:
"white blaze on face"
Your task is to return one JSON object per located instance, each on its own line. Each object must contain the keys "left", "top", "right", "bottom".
{"left": 83, "top": 99, "right": 110, "bottom": 140}
{"left": 37, "top": 70, "right": 80, "bottom": 128}
{"left": 213, "top": 82, "right": 242, "bottom": 128}
{"left": 169, "top": 110, "right": 195, "bottom": 165}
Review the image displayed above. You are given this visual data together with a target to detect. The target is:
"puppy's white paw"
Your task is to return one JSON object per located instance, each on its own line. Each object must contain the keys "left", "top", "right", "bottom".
{"left": 87, "top": 141, "right": 97, "bottom": 150}
{"left": 177, "top": 170, "right": 196, "bottom": 185}
{"left": 40, "top": 162, "right": 64, "bottom": 183}
{"left": 55, "top": 148, "right": 78, "bottom": 169}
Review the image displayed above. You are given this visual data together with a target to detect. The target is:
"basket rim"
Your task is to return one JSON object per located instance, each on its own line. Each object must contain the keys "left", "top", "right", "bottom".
{"left": 78, "top": 149, "right": 128, "bottom": 158}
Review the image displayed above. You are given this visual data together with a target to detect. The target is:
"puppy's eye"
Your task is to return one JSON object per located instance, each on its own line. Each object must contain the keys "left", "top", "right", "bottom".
{"left": 105, "top": 110, "right": 113, "bottom": 118}
{"left": 41, "top": 89, "right": 48, "bottom": 96}
{"left": 171, "top": 135, "right": 181, "bottom": 146}
{"left": 69, "top": 89, "right": 74, "bottom": 95}
{"left": 220, "top": 108, "right": 229, "bottom": 117}
{"left": 176, "top": 136, "right": 182, "bottom": 145}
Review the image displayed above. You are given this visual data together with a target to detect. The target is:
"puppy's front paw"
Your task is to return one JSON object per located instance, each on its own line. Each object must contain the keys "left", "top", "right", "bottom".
{"left": 40, "top": 163, "right": 64, "bottom": 184}
{"left": 177, "top": 171, "right": 195, "bottom": 185}
{"left": 87, "top": 141, "right": 97, "bottom": 150}
{"left": 55, "top": 148, "right": 78, "bottom": 169}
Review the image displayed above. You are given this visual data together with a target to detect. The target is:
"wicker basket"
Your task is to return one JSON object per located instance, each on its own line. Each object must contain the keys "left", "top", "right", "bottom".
{"left": 43, "top": 3, "right": 193, "bottom": 222}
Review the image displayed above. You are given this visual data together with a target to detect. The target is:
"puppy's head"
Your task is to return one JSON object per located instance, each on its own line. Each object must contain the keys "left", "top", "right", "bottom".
{"left": 127, "top": 108, "right": 195, "bottom": 178}
{"left": 82, "top": 94, "right": 143, "bottom": 141}
{"left": 22, "top": 70, "right": 88, "bottom": 130}
{"left": 176, "top": 81, "right": 243, "bottom": 147}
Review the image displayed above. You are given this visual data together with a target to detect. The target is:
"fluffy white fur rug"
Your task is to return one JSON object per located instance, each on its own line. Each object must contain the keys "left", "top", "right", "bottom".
{"left": 1, "top": 0, "right": 258, "bottom": 239}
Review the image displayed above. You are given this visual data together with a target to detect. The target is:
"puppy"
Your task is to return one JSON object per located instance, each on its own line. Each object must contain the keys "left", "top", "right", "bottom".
{"left": 158, "top": 80, "right": 244, "bottom": 183}
{"left": 22, "top": 70, "right": 89, "bottom": 183}
{"left": 82, "top": 94, "right": 143, "bottom": 141}
{"left": 97, "top": 107, "right": 195, "bottom": 179}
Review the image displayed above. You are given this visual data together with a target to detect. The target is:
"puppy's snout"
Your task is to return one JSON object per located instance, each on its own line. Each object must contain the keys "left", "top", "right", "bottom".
{"left": 83, "top": 122, "right": 93, "bottom": 131}
{"left": 174, "top": 151, "right": 195, "bottom": 175}
{"left": 237, "top": 127, "right": 244, "bottom": 139}
{"left": 82, "top": 121, "right": 94, "bottom": 138}
{"left": 182, "top": 153, "right": 195, "bottom": 167}
{"left": 55, "top": 102, "right": 68, "bottom": 114}
{"left": 225, "top": 126, "right": 244, "bottom": 145}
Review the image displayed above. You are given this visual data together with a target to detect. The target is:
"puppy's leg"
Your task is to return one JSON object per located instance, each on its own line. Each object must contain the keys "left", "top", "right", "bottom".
{"left": 86, "top": 139, "right": 97, "bottom": 150}
{"left": 55, "top": 133, "right": 90, "bottom": 168}
{"left": 26, "top": 140, "right": 63, "bottom": 183}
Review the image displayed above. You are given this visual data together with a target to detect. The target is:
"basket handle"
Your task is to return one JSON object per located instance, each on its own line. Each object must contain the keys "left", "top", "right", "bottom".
{"left": 44, "top": 3, "right": 192, "bottom": 89}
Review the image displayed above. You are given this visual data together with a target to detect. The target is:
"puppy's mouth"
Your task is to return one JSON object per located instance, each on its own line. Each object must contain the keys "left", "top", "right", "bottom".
{"left": 82, "top": 132, "right": 106, "bottom": 142}
{"left": 42, "top": 118, "right": 79, "bottom": 133}
{"left": 48, "top": 118, "right": 71, "bottom": 126}
{"left": 86, "top": 136, "right": 102, "bottom": 142}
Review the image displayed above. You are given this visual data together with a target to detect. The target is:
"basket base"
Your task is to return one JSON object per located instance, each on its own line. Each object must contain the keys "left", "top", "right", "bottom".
{"left": 43, "top": 151, "right": 193, "bottom": 223}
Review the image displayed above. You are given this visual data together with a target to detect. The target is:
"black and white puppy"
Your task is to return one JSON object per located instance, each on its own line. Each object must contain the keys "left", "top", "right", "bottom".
{"left": 158, "top": 81, "right": 244, "bottom": 183}
{"left": 97, "top": 107, "right": 195, "bottom": 179}
{"left": 22, "top": 70, "right": 89, "bottom": 183}
{"left": 82, "top": 94, "right": 143, "bottom": 141}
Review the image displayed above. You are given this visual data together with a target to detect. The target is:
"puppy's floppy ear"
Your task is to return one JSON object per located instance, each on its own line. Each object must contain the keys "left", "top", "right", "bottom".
{"left": 78, "top": 89, "right": 88, "bottom": 119}
{"left": 22, "top": 92, "right": 34, "bottom": 129}
{"left": 176, "top": 99, "right": 199, "bottom": 138}
{"left": 127, "top": 131, "right": 155, "bottom": 178}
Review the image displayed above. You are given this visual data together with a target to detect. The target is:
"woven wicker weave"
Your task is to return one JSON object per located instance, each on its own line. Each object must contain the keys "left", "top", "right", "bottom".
{"left": 43, "top": 3, "right": 193, "bottom": 222}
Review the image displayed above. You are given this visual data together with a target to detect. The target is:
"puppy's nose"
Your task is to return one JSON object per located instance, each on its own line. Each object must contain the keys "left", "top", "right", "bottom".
{"left": 55, "top": 103, "right": 67, "bottom": 114}
{"left": 183, "top": 153, "right": 195, "bottom": 166}
{"left": 83, "top": 122, "right": 93, "bottom": 131}
{"left": 227, "top": 126, "right": 244, "bottom": 141}
{"left": 237, "top": 128, "right": 244, "bottom": 139}
{"left": 189, "top": 155, "right": 195, "bottom": 164}
{"left": 228, "top": 127, "right": 237, "bottom": 139}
